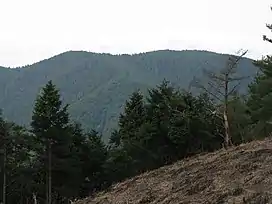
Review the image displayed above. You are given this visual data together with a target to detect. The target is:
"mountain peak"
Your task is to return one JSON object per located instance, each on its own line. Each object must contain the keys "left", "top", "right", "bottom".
{"left": 0, "top": 50, "right": 257, "bottom": 140}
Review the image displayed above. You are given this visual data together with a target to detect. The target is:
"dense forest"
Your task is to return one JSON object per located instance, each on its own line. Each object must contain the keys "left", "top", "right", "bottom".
{"left": 1, "top": 7, "right": 272, "bottom": 204}
{"left": 0, "top": 50, "right": 257, "bottom": 140}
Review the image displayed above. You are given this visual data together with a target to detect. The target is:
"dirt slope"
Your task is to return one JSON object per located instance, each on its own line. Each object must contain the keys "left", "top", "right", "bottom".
{"left": 75, "top": 138, "right": 272, "bottom": 204}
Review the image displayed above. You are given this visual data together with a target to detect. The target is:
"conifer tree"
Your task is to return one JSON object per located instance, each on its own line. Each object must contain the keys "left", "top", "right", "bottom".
{"left": 247, "top": 6, "right": 272, "bottom": 138}
{"left": 31, "top": 80, "right": 70, "bottom": 204}
{"left": 109, "top": 90, "right": 148, "bottom": 175}
{"left": 118, "top": 90, "right": 146, "bottom": 145}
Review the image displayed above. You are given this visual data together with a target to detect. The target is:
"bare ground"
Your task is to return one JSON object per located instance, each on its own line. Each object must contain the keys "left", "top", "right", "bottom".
{"left": 75, "top": 138, "right": 272, "bottom": 204}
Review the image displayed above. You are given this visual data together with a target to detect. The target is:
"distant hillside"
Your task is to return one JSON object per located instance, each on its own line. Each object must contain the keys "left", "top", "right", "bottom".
{"left": 75, "top": 138, "right": 272, "bottom": 204}
{"left": 0, "top": 50, "right": 258, "bottom": 140}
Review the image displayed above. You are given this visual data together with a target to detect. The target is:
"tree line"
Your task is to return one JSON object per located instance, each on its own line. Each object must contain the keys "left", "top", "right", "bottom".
{"left": 1, "top": 7, "right": 272, "bottom": 204}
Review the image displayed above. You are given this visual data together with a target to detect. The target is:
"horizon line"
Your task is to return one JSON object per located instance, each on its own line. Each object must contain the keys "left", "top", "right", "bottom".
{"left": 1, "top": 48, "right": 255, "bottom": 69}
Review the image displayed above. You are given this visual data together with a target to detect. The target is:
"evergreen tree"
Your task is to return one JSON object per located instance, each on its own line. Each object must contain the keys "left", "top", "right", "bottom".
{"left": 108, "top": 90, "right": 149, "bottom": 176}
{"left": 31, "top": 80, "right": 71, "bottom": 204}
{"left": 118, "top": 90, "right": 146, "bottom": 145}
{"left": 247, "top": 7, "right": 272, "bottom": 138}
{"left": 74, "top": 128, "right": 108, "bottom": 197}
{"left": 168, "top": 92, "right": 224, "bottom": 158}
{"left": 145, "top": 80, "right": 181, "bottom": 165}
{"left": 6, "top": 124, "right": 36, "bottom": 204}
{"left": 0, "top": 110, "right": 36, "bottom": 204}
{"left": 227, "top": 96, "right": 251, "bottom": 144}
{"left": 247, "top": 56, "right": 272, "bottom": 137}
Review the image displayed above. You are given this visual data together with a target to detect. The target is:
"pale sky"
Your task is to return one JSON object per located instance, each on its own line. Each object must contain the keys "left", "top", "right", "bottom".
{"left": 0, "top": 0, "right": 272, "bottom": 67}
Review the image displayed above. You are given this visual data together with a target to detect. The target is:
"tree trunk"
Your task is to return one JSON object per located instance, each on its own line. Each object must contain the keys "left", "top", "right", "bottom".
{"left": 32, "top": 193, "right": 37, "bottom": 204}
{"left": 223, "top": 108, "right": 231, "bottom": 147}
{"left": 224, "top": 75, "right": 232, "bottom": 148}
{"left": 46, "top": 141, "right": 52, "bottom": 204}
{"left": 48, "top": 141, "right": 52, "bottom": 204}
{"left": 2, "top": 147, "right": 5, "bottom": 204}
{"left": 0, "top": 127, "right": 7, "bottom": 204}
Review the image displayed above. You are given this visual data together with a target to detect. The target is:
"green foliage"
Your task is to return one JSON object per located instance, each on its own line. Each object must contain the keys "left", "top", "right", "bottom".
{"left": 0, "top": 50, "right": 257, "bottom": 140}
{"left": 0, "top": 51, "right": 266, "bottom": 204}
{"left": 27, "top": 81, "right": 109, "bottom": 203}
{"left": 106, "top": 81, "right": 225, "bottom": 185}
{"left": 247, "top": 56, "right": 272, "bottom": 138}
{"left": 228, "top": 96, "right": 251, "bottom": 144}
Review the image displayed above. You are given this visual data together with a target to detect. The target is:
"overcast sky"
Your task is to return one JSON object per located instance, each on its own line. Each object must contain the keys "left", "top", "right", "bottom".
{"left": 0, "top": 0, "right": 272, "bottom": 67}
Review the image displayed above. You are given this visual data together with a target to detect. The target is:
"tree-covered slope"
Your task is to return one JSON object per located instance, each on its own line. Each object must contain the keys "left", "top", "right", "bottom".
{"left": 0, "top": 50, "right": 258, "bottom": 140}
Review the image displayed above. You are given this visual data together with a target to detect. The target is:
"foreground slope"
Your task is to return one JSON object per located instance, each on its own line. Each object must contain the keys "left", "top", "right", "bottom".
{"left": 0, "top": 50, "right": 257, "bottom": 140}
{"left": 76, "top": 138, "right": 272, "bottom": 204}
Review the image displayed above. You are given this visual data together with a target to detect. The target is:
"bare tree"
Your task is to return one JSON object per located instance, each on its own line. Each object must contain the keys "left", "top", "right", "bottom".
{"left": 192, "top": 49, "right": 249, "bottom": 148}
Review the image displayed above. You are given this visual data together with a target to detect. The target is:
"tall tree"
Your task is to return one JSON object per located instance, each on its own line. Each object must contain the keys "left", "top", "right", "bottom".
{"left": 168, "top": 92, "right": 224, "bottom": 157}
{"left": 193, "top": 50, "right": 248, "bottom": 148}
{"left": 6, "top": 124, "right": 36, "bottom": 204}
{"left": 247, "top": 6, "right": 272, "bottom": 138}
{"left": 144, "top": 80, "right": 183, "bottom": 166}
{"left": 31, "top": 80, "right": 69, "bottom": 204}
{"left": 118, "top": 90, "right": 146, "bottom": 146}
{"left": 109, "top": 90, "right": 149, "bottom": 175}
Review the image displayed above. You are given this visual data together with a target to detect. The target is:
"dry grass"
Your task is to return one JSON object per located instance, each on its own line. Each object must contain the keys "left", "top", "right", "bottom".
{"left": 76, "top": 138, "right": 272, "bottom": 204}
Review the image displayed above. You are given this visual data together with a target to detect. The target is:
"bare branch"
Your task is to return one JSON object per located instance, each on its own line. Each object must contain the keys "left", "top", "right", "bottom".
{"left": 228, "top": 82, "right": 241, "bottom": 97}
{"left": 263, "top": 35, "right": 272, "bottom": 44}
{"left": 224, "top": 50, "right": 248, "bottom": 76}
{"left": 207, "top": 73, "right": 225, "bottom": 81}
{"left": 228, "top": 75, "right": 250, "bottom": 81}
{"left": 198, "top": 85, "right": 223, "bottom": 102}
{"left": 207, "top": 81, "right": 225, "bottom": 97}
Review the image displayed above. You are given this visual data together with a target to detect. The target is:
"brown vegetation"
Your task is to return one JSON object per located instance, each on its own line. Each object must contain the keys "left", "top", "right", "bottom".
{"left": 76, "top": 138, "right": 272, "bottom": 204}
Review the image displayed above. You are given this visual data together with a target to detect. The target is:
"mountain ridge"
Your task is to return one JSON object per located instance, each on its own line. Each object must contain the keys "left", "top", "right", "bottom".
{"left": 0, "top": 50, "right": 258, "bottom": 140}
{"left": 0, "top": 49, "right": 255, "bottom": 69}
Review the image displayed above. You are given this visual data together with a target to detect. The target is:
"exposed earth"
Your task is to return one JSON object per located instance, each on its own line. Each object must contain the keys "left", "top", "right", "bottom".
{"left": 75, "top": 138, "right": 272, "bottom": 204}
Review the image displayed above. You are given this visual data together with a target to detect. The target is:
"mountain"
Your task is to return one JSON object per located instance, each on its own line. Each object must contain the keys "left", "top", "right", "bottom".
{"left": 75, "top": 138, "right": 272, "bottom": 204}
{"left": 0, "top": 50, "right": 258, "bottom": 140}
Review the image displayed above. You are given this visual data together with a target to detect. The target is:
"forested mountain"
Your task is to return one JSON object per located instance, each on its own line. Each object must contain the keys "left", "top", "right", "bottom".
{"left": 0, "top": 50, "right": 257, "bottom": 140}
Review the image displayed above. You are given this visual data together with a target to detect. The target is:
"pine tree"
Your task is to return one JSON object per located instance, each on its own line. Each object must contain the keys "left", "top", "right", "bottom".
{"left": 109, "top": 90, "right": 149, "bottom": 174}
{"left": 247, "top": 56, "right": 272, "bottom": 137}
{"left": 247, "top": 7, "right": 272, "bottom": 138}
{"left": 118, "top": 90, "right": 146, "bottom": 144}
{"left": 144, "top": 80, "right": 181, "bottom": 166}
{"left": 6, "top": 124, "right": 36, "bottom": 204}
{"left": 31, "top": 80, "right": 70, "bottom": 204}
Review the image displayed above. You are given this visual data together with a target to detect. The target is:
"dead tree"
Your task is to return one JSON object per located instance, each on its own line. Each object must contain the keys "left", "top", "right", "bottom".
{"left": 192, "top": 49, "right": 248, "bottom": 148}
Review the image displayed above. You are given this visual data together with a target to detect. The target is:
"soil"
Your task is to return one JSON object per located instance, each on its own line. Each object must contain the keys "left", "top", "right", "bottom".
{"left": 75, "top": 138, "right": 272, "bottom": 204}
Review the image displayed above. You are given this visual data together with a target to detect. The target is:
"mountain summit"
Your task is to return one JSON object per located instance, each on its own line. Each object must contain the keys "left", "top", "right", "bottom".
{"left": 0, "top": 50, "right": 257, "bottom": 140}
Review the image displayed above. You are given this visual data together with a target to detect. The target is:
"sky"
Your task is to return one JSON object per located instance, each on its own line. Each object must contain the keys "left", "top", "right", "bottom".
{"left": 0, "top": 0, "right": 272, "bottom": 67}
